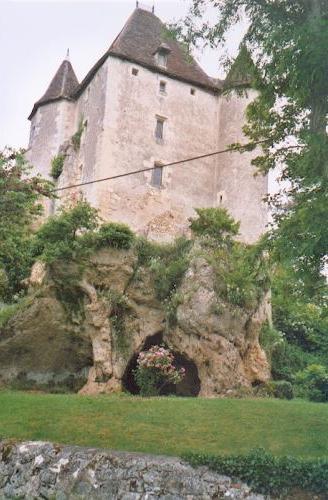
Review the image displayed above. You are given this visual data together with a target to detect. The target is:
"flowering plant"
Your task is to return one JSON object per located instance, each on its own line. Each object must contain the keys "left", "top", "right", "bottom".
{"left": 134, "top": 345, "right": 185, "bottom": 396}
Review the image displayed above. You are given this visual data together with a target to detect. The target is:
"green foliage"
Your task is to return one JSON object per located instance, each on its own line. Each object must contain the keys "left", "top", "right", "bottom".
{"left": 136, "top": 237, "right": 191, "bottom": 301}
{"left": 101, "top": 288, "right": 131, "bottom": 355}
{"left": 50, "top": 154, "right": 65, "bottom": 179}
{"left": 71, "top": 118, "right": 86, "bottom": 151}
{"left": 134, "top": 345, "right": 185, "bottom": 397}
{"left": 263, "top": 380, "right": 294, "bottom": 400}
{"left": 259, "top": 323, "right": 284, "bottom": 361}
{"left": 296, "top": 365, "right": 328, "bottom": 403}
{"left": 0, "top": 148, "right": 53, "bottom": 301}
{"left": 32, "top": 201, "right": 99, "bottom": 263}
{"left": 184, "top": 448, "right": 328, "bottom": 496}
{"left": 181, "top": 0, "right": 328, "bottom": 287}
{"left": 189, "top": 207, "right": 239, "bottom": 242}
{"left": 0, "top": 303, "right": 22, "bottom": 328}
{"left": 272, "top": 265, "right": 328, "bottom": 355}
{"left": 95, "top": 222, "right": 135, "bottom": 250}
{"left": 209, "top": 241, "right": 270, "bottom": 310}
{"left": 270, "top": 341, "right": 319, "bottom": 383}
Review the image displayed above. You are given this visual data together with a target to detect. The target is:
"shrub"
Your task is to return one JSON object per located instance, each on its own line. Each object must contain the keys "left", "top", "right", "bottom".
{"left": 95, "top": 222, "right": 134, "bottom": 250}
{"left": 0, "top": 302, "right": 21, "bottom": 328}
{"left": 265, "top": 380, "right": 294, "bottom": 400}
{"left": 134, "top": 345, "right": 185, "bottom": 396}
{"left": 50, "top": 155, "right": 65, "bottom": 179}
{"left": 71, "top": 118, "right": 86, "bottom": 151}
{"left": 296, "top": 364, "right": 328, "bottom": 402}
{"left": 184, "top": 448, "right": 328, "bottom": 496}
{"left": 270, "top": 341, "right": 320, "bottom": 382}
{"left": 259, "top": 323, "right": 284, "bottom": 360}
{"left": 136, "top": 237, "right": 191, "bottom": 300}
{"left": 272, "top": 265, "right": 328, "bottom": 356}
{"left": 189, "top": 207, "right": 240, "bottom": 241}
{"left": 32, "top": 201, "right": 99, "bottom": 263}
{"left": 209, "top": 241, "right": 270, "bottom": 310}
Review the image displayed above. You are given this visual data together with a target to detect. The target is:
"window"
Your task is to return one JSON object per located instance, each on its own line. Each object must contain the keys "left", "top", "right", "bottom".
{"left": 151, "top": 163, "right": 163, "bottom": 187}
{"left": 157, "top": 51, "right": 168, "bottom": 68}
{"left": 155, "top": 117, "right": 164, "bottom": 140}
{"left": 190, "top": 88, "right": 196, "bottom": 96}
{"left": 159, "top": 81, "right": 166, "bottom": 94}
{"left": 132, "top": 67, "right": 139, "bottom": 76}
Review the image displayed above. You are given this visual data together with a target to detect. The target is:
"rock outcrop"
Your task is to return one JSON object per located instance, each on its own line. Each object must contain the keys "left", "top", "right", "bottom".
{"left": 0, "top": 242, "right": 270, "bottom": 396}
{"left": 0, "top": 440, "right": 266, "bottom": 499}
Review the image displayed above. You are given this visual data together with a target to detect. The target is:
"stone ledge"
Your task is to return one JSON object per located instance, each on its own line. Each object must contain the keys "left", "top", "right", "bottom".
{"left": 0, "top": 440, "right": 266, "bottom": 499}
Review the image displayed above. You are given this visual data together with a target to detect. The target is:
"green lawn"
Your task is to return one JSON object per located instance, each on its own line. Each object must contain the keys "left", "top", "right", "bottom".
{"left": 0, "top": 391, "right": 327, "bottom": 458}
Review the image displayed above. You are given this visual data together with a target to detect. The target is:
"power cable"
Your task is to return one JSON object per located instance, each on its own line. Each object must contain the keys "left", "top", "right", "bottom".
{"left": 51, "top": 140, "right": 268, "bottom": 193}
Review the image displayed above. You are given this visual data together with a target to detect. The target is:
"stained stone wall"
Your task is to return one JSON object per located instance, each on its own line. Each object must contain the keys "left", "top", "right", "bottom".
{"left": 27, "top": 56, "right": 268, "bottom": 243}
{"left": 0, "top": 441, "right": 266, "bottom": 499}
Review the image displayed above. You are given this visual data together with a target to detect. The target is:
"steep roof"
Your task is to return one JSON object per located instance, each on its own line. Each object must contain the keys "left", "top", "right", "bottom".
{"left": 73, "top": 8, "right": 221, "bottom": 98}
{"left": 29, "top": 59, "right": 79, "bottom": 119}
{"left": 29, "top": 8, "right": 221, "bottom": 119}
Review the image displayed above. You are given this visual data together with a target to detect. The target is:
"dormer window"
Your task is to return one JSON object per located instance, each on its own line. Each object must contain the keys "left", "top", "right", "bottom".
{"left": 154, "top": 43, "right": 171, "bottom": 69}
{"left": 157, "top": 51, "right": 167, "bottom": 67}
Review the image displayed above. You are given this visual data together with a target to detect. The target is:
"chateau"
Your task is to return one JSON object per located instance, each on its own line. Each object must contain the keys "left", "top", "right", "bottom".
{"left": 27, "top": 5, "right": 268, "bottom": 243}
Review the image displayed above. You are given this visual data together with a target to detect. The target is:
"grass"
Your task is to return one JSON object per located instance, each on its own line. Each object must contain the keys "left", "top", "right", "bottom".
{"left": 0, "top": 391, "right": 327, "bottom": 458}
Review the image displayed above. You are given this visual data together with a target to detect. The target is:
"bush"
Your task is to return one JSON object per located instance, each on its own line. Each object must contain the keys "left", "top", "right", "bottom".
{"left": 296, "top": 364, "right": 328, "bottom": 402}
{"left": 259, "top": 323, "right": 284, "bottom": 360}
{"left": 209, "top": 241, "right": 270, "bottom": 310}
{"left": 272, "top": 265, "right": 328, "bottom": 356}
{"left": 95, "top": 223, "right": 134, "bottom": 250}
{"left": 270, "top": 341, "right": 320, "bottom": 382}
{"left": 189, "top": 207, "right": 240, "bottom": 241}
{"left": 50, "top": 155, "right": 65, "bottom": 179}
{"left": 136, "top": 237, "right": 191, "bottom": 300}
{"left": 134, "top": 345, "right": 185, "bottom": 396}
{"left": 32, "top": 201, "right": 99, "bottom": 263}
{"left": 266, "top": 380, "right": 294, "bottom": 400}
{"left": 0, "top": 302, "right": 22, "bottom": 328}
{"left": 184, "top": 448, "right": 328, "bottom": 496}
{"left": 71, "top": 118, "right": 86, "bottom": 151}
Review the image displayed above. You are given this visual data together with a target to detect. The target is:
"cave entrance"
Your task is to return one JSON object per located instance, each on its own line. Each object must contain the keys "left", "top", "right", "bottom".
{"left": 122, "top": 333, "right": 200, "bottom": 397}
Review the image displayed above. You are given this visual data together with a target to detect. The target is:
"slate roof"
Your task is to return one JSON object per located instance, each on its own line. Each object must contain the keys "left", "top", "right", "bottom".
{"left": 29, "top": 59, "right": 79, "bottom": 119}
{"left": 29, "top": 8, "right": 221, "bottom": 119}
{"left": 72, "top": 8, "right": 221, "bottom": 99}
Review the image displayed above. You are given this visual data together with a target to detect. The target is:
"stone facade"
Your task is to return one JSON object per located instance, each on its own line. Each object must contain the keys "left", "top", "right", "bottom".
{"left": 26, "top": 7, "right": 268, "bottom": 243}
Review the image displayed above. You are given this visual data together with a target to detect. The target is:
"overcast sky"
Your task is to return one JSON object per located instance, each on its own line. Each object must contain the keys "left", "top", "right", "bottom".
{"left": 0, "top": 0, "right": 247, "bottom": 150}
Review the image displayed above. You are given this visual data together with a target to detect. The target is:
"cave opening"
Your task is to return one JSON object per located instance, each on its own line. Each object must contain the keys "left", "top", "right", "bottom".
{"left": 122, "top": 332, "right": 200, "bottom": 397}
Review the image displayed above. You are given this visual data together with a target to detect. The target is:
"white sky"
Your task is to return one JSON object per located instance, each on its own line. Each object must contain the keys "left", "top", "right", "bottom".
{"left": 0, "top": 0, "right": 246, "bottom": 149}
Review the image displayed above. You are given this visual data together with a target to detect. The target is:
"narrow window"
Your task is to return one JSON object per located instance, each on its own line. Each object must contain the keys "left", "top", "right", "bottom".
{"left": 159, "top": 81, "right": 166, "bottom": 94}
{"left": 155, "top": 117, "right": 164, "bottom": 140}
{"left": 157, "top": 51, "right": 167, "bottom": 68}
{"left": 190, "top": 88, "right": 196, "bottom": 96}
{"left": 132, "top": 67, "right": 139, "bottom": 76}
{"left": 151, "top": 163, "right": 163, "bottom": 187}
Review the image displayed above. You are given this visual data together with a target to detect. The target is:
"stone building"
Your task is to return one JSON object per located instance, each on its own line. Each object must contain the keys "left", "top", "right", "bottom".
{"left": 26, "top": 5, "right": 268, "bottom": 243}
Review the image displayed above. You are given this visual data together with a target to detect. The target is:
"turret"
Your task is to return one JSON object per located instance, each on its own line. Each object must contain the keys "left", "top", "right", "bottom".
{"left": 27, "top": 51, "right": 79, "bottom": 181}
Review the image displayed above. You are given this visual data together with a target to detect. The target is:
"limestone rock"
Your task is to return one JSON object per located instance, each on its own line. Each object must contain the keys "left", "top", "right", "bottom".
{"left": 0, "top": 441, "right": 267, "bottom": 499}
{"left": 0, "top": 244, "right": 270, "bottom": 396}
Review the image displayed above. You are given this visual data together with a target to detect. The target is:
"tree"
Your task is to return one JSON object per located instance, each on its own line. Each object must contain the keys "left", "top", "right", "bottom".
{"left": 177, "top": 0, "right": 328, "bottom": 292}
{"left": 0, "top": 148, "right": 53, "bottom": 301}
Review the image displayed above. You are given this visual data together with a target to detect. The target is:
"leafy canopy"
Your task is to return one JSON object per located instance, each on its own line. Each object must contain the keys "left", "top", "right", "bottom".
{"left": 178, "top": 0, "right": 328, "bottom": 288}
{"left": 0, "top": 148, "right": 53, "bottom": 301}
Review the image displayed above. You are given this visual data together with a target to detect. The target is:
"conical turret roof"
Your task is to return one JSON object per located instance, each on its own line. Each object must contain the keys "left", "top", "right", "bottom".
{"left": 29, "top": 58, "right": 79, "bottom": 119}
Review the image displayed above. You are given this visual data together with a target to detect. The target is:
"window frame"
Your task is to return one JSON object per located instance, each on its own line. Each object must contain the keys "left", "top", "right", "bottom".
{"left": 151, "top": 162, "right": 164, "bottom": 188}
{"left": 156, "top": 51, "right": 168, "bottom": 68}
{"left": 155, "top": 116, "right": 165, "bottom": 141}
{"left": 159, "top": 80, "right": 167, "bottom": 94}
